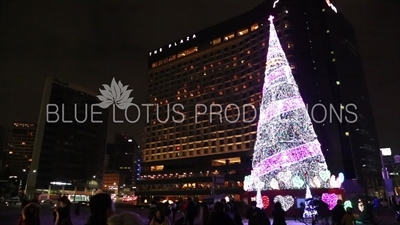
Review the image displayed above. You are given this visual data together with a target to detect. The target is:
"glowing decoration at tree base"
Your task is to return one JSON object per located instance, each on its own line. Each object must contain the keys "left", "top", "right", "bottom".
{"left": 329, "top": 173, "right": 345, "bottom": 188}
{"left": 270, "top": 178, "right": 280, "bottom": 190}
{"left": 321, "top": 193, "right": 338, "bottom": 210}
{"left": 243, "top": 15, "right": 333, "bottom": 191}
{"left": 344, "top": 200, "right": 352, "bottom": 211}
{"left": 262, "top": 196, "right": 270, "bottom": 209}
{"left": 256, "top": 190, "right": 263, "bottom": 209}
{"left": 303, "top": 186, "right": 317, "bottom": 218}
{"left": 274, "top": 195, "right": 294, "bottom": 211}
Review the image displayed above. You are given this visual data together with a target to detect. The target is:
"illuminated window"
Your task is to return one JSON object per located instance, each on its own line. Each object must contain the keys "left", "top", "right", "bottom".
{"left": 233, "top": 57, "right": 237, "bottom": 60}
{"left": 9, "top": 151, "right": 13, "bottom": 154}
{"left": 234, "top": 87, "right": 239, "bottom": 92}
{"left": 247, "top": 50, "right": 251, "bottom": 54}
{"left": 151, "top": 63, "right": 157, "bottom": 68}
{"left": 212, "top": 38, "right": 221, "bottom": 45}
{"left": 345, "top": 132, "right": 350, "bottom": 136}
{"left": 22, "top": 142, "right": 26, "bottom": 145}
{"left": 336, "top": 81, "right": 340, "bottom": 85}
{"left": 284, "top": 23, "right": 290, "bottom": 28}
{"left": 290, "top": 64, "right": 296, "bottom": 70}
{"left": 288, "top": 43, "right": 294, "bottom": 49}
{"left": 224, "top": 33, "right": 234, "bottom": 41}
{"left": 251, "top": 23, "right": 259, "bottom": 31}
{"left": 150, "top": 165, "right": 164, "bottom": 171}
{"left": 238, "top": 28, "right": 249, "bottom": 36}
{"left": 177, "top": 47, "right": 198, "bottom": 58}
{"left": 332, "top": 58, "right": 336, "bottom": 62}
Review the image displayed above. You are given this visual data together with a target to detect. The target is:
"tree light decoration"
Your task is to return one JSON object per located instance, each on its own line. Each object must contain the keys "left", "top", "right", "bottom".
{"left": 270, "top": 178, "right": 280, "bottom": 190}
{"left": 262, "top": 196, "right": 270, "bottom": 209}
{"left": 256, "top": 179, "right": 265, "bottom": 209}
{"left": 321, "top": 193, "right": 339, "bottom": 210}
{"left": 274, "top": 195, "right": 294, "bottom": 211}
{"left": 303, "top": 186, "right": 317, "bottom": 218}
{"left": 245, "top": 15, "right": 332, "bottom": 191}
{"left": 344, "top": 200, "right": 352, "bottom": 211}
{"left": 312, "top": 176, "right": 321, "bottom": 188}
{"left": 329, "top": 173, "right": 345, "bottom": 188}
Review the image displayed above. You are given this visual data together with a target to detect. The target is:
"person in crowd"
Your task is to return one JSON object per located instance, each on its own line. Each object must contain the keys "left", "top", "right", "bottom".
{"left": 185, "top": 197, "right": 198, "bottom": 225}
{"left": 170, "top": 202, "right": 178, "bottom": 224}
{"left": 208, "top": 202, "right": 235, "bottom": 225}
{"left": 74, "top": 201, "right": 81, "bottom": 215}
{"left": 21, "top": 199, "right": 29, "bottom": 209}
{"left": 201, "top": 203, "right": 211, "bottom": 225}
{"left": 246, "top": 201, "right": 270, "bottom": 225}
{"left": 149, "top": 209, "right": 170, "bottom": 225}
{"left": 108, "top": 212, "right": 144, "bottom": 225}
{"left": 331, "top": 200, "right": 346, "bottom": 225}
{"left": 232, "top": 206, "right": 243, "bottom": 225}
{"left": 272, "top": 202, "right": 286, "bottom": 225}
{"left": 54, "top": 196, "right": 73, "bottom": 225}
{"left": 85, "top": 193, "right": 115, "bottom": 225}
{"left": 17, "top": 202, "right": 41, "bottom": 225}
{"left": 148, "top": 200, "right": 159, "bottom": 224}
{"left": 372, "top": 196, "right": 381, "bottom": 216}
{"left": 341, "top": 207, "right": 356, "bottom": 225}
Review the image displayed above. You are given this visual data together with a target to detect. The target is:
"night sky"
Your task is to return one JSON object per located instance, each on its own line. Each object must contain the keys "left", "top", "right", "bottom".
{"left": 0, "top": 0, "right": 399, "bottom": 152}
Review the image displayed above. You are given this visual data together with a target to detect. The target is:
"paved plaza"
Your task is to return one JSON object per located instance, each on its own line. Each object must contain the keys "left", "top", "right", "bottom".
{"left": 1, "top": 203, "right": 399, "bottom": 225}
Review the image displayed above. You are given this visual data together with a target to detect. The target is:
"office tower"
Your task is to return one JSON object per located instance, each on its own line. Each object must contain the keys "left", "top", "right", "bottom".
{"left": 26, "top": 78, "right": 108, "bottom": 196}
{"left": 137, "top": 0, "right": 380, "bottom": 199}
{"left": 0, "top": 126, "right": 9, "bottom": 178}
{"left": 111, "top": 134, "right": 141, "bottom": 191}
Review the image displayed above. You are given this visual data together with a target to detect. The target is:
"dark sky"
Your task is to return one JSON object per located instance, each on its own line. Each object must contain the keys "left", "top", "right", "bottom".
{"left": 0, "top": 0, "right": 399, "bottom": 152}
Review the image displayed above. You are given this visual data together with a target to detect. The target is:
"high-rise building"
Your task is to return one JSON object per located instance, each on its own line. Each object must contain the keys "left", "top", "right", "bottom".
{"left": 0, "top": 126, "right": 9, "bottom": 179}
{"left": 137, "top": 0, "right": 380, "bottom": 199}
{"left": 3, "top": 122, "right": 36, "bottom": 174}
{"left": 108, "top": 134, "right": 141, "bottom": 190}
{"left": 26, "top": 77, "right": 108, "bottom": 196}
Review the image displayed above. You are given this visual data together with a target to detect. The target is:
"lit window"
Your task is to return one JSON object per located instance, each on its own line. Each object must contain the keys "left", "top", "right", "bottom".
{"left": 238, "top": 28, "right": 249, "bottom": 36}
{"left": 322, "top": 8, "right": 326, "bottom": 12}
{"left": 22, "top": 142, "right": 26, "bottom": 145}
{"left": 224, "top": 33, "right": 234, "bottom": 41}
{"left": 177, "top": 47, "right": 198, "bottom": 58}
{"left": 290, "top": 64, "right": 296, "bottom": 70}
{"left": 288, "top": 43, "right": 294, "bottom": 49}
{"left": 345, "top": 132, "right": 350, "bottom": 136}
{"left": 251, "top": 23, "right": 259, "bottom": 31}
{"left": 336, "top": 81, "right": 340, "bottom": 85}
{"left": 212, "top": 38, "right": 221, "bottom": 45}
{"left": 247, "top": 50, "right": 251, "bottom": 54}
{"left": 326, "top": 30, "right": 330, "bottom": 33}
{"left": 332, "top": 58, "right": 336, "bottom": 62}
{"left": 331, "top": 51, "right": 334, "bottom": 54}
{"left": 9, "top": 151, "right": 13, "bottom": 154}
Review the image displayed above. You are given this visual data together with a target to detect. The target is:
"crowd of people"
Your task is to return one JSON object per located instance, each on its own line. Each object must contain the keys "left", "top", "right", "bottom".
{"left": 16, "top": 193, "right": 390, "bottom": 225}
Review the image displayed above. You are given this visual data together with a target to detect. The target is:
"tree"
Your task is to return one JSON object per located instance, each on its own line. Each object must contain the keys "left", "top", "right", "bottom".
{"left": 244, "top": 16, "right": 332, "bottom": 191}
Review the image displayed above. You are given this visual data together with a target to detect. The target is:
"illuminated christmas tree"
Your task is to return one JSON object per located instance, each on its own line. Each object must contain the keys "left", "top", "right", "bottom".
{"left": 244, "top": 16, "right": 332, "bottom": 191}
{"left": 303, "top": 186, "right": 317, "bottom": 218}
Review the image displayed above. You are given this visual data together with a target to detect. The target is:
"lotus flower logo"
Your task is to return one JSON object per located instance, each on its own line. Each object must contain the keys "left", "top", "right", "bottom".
{"left": 97, "top": 78, "right": 134, "bottom": 110}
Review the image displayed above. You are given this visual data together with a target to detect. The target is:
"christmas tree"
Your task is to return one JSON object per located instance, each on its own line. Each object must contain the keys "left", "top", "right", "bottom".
{"left": 303, "top": 186, "right": 317, "bottom": 218}
{"left": 244, "top": 16, "right": 332, "bottom": 191}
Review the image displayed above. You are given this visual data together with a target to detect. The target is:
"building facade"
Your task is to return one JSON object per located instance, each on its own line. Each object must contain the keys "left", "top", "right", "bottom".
{"left": 3, "top": 122, "right": 36, "bottom": 174}
{"left": 26, "top": 77, "right": 108, "bottom": 196}
{"left": 103, "top": 172, "right": 121, "bottom": 193}
{"left": 137, "top": 0, "right": 381, "bottom": 199}
{"left": 107, "top": 134, "right": 141, "bottom": 191}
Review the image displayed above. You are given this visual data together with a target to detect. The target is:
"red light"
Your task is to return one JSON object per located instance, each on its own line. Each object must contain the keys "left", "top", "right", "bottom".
{"left": 176, "top": 147, "right": 180, "bottom": 151}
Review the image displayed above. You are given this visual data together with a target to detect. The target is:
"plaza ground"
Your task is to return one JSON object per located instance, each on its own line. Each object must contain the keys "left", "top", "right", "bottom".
{"left": 0, "top": 203, "right": 399, "bottom": 225}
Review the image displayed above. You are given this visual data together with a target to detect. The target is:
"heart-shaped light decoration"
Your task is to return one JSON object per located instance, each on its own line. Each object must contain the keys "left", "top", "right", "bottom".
{"left": 277, "top": 171, "right": 291, "bottom": 183}
{"left": 244, "top": 175, "right": 253, "bottom": 191}
{"left": 319, "top": 170, "right": 331, "bottom": 181}
{"left": 337, "top": 172, "right": 345, "bottom": 184}
{"left": 321, "top": 193, "right": 338, "bottom": 210}
{"left": 273, "top": 195, "right": 294, "bottom": 211}
{"left": 312, "top": 176, "right": 321, "bottom": 188}
{"left": 292, "top": 175, "right": 304, "bottom": 188}
{"left": 262, "top": 196, "right": 270, "bottom": 209}
{"left": 344, "top": 200, "right": 352, "bottom": 211}
{"left": 270, "top": 178, "right": 280, "bottom": 190}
